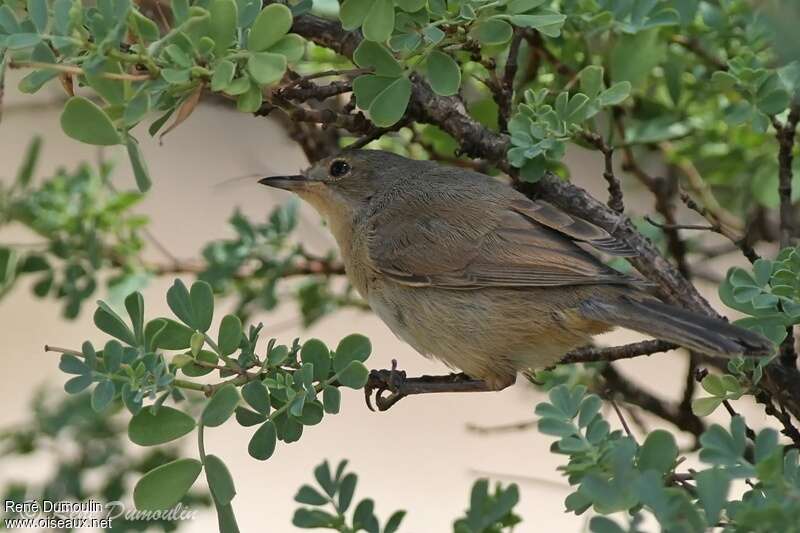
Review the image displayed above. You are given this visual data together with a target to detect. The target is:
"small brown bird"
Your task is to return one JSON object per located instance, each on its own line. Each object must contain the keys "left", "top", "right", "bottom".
{"left": 260, "top": 150, "right": 771, "bottom": 400}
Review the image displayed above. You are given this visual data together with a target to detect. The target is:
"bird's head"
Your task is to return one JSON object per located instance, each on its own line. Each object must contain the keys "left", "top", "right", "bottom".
{"left": 259, "top": 150, "right": 414, "bottom": 219}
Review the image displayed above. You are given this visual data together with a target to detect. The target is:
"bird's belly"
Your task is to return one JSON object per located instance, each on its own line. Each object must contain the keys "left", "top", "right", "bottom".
{"left": 366, "top": 284, "right": 609, "bottom": 383}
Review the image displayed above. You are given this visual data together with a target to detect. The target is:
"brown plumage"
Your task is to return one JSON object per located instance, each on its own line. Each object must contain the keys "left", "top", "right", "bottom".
{"left": 260, "top": 150, "right": 773, "bottom": 389}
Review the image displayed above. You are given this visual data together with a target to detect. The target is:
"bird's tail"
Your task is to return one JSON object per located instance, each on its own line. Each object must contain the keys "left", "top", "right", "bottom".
{"left": 579, "top": 294, "right": 774, "bottom": 358}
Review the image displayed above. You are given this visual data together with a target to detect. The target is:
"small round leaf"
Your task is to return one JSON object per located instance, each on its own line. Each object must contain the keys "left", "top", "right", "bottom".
{"left": 133, "top": 458, "right": 203, "bottom": 511}
{"left": 129, "top": 406, "right": 196, "bottom": 446}
{"left": 248, "top": 420, "right": 277, "bottom": 460}
{"left": 426, "top": 51, "right": 461, "bottom": 96}
{"left": 202, "top": 384, "right": 240, "bottom": 427}
{"left": 60, "top": 97, "right": 121, "bottom": 146}
{"left": 248, "top": 3, "right": 292, "bottom": 52}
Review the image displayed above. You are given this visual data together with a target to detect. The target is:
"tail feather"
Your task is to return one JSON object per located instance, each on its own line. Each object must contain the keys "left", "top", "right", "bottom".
{"left": 580, "top": 295, "right": 774, "bottom": 358}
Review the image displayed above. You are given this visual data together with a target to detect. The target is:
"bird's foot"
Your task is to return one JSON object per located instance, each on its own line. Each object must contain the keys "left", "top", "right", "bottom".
{"left": 364, "top": 360, "right": 513, "bottom": 412}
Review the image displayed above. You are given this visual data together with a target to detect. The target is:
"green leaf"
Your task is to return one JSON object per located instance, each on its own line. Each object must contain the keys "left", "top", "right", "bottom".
{"left": 270, "top": 34, "right": 305, "bottom": 62}
{"left": 293, "top": 509, "right": 338, "bottom": 528}
{"left": 133, "top": 458, "right": 203, "bottom": 511}
{"left": 589, "top": 516, "right": 626, "bottom": 533}
{"left": 597, "top": 82, "right": 632, "bottom": 107}
{"left": 580, "top": 65, "right": 604, "bottom": 98}
{"left": 295, "top": 485, "right": 328, "bottom": 505}
{"left": 126, "top": 138, "right": 152, "bottom": 193}
{"left": 337, "top": 472, "right": 357, "bottom": 512}
{"left": 322, "top": 386, "right": 340, "bottom": 414}
{"left": 247, "top": 52, "right": 287, "bottom": 85}
{"left": 182, "top": 350, "right": 219, "bottom": 377}
{"left": 59, "top": 354, "right": 88, "bottom": 375}
{"left": 508, "top": 0, "right": 547, "bottom": 13}
{"left": 0, "top": 5, "right": 20, "bottom": 33}
{"left": 638, "top": 430, "right": 678, "bottom": 475}
{"left": 103, "top": 340, "right": 123, "bottom": 373}
{"left": 128, "top": 406, "right": 196, "bottom": 446}
{"left": 205, "top": 454, "right": 236, "bottom": 506}
{"left": 336, "top": 361, "right": 369, "bottom": 389}
{"left": 368, "top": 76, "right": 411, "bottom": 127}
{"left": 85, "top": 60, "right": 125, "bottom": 105}
{"left": 353, "top": 40, "right": 403, "bottom": 77}
{"left": 209, "top": 0, "right": 238, "bottom": 57}
{"left": 235, "top": 406, "right": 266, "bottom": 426}
{"left": 301, "top": 339, "right": 331, "bottom": 381}
{"left": 202, "top": 384, "right": 240, "bottom": 427}
{"left": 211, "top": 60, "right": 236, "bottom": 91}
{"left": 167, "top": 279, "right": 194, "bottom": 327}
{"left": 610, "top": 29, "right": 665, "bottom": 87}
{"left": 248, "top": 420, "right": 277, "bottom": 460}
{"left": 14, "top": 136, "right": 41, "bottom": 188}
{"left": 339, "top": 0, "right": 371, "bottom": 30}
{"left": 60, "top": 97, "right": 121, "bottom": 146}
{"left": 27, "top": 0, "right": 48, "bottom": 33}
{"left": 150, "top": 318, "right": 194, "bottom": 350}
{"left": 314, "top": 461, "right": 336, "bottom": 496}
{"left": 695, "top": 469, "right": 730, "bottom": 526}
{"left": 65, "top": 374, "right": 93, "bottom": 394}
{"left": 190, "top": 281, "right": 214, "bottom": 333}
{"left": 475, "top": 19, "right": 512, "bottom": 45}
{"left": 92, "top": 379, "right": 115, "bottom": 411}
{"left": 242, "top": 380, "right": 270, "bottom": 415}
{"left": 248, "top": 4, "right": 292, "bottom": 52}
{"left": 124, "top": 90, "right": 151, "bottom": 127}
{"left": 237, "top": 83, "right": 263, "bottom": 112}
{"left": 701, "top": 374, "right": 726, "bottom": 396}
{"left": 362, "top": 0, "right": 394, "bottom": 42}
{"left": 94, "top": 301, "right": 137, "bottom": 345}
{"left": 692, "top": 396, "right": 723, "bottom": 417}
{"left": 218, "top": 314, "right": 243, "bottom": 356}
{"left": 5, "top": 33, "right": 42, "bottom": 49}
{"left": 577, "top": 395, "right": 602, "bottom": 428}
{"left": 353, "top": 74, "right": 395, "bottom": 109}
{"left": 384, "top": 511, "right": 406, "bottom": 533}
{"left": 334, "top": 334, "right": 372, "bottom": 371}
{"left": 298, "top": 401, "right": 324, "bottom": 425}
{"left": 426, "top": 50, "right": 461, "bottom": 96}
{"left": 510, "top": 14, "right": 567, "bottom": 34}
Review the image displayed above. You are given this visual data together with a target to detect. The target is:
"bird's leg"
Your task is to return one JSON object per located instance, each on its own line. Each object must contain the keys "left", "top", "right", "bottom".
{"left": 364, "top": 359, "right": 515, "bottom": 411}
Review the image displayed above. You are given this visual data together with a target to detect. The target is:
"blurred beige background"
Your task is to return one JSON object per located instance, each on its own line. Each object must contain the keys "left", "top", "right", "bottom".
{"left": 0, "top": 71, "right": 771, "bottom": 532}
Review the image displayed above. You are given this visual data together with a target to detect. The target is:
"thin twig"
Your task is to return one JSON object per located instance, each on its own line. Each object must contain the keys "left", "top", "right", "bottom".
{"left": 644, "top": 215, "right": 715, "bottom": 232}
{"left": 582, "top": 132, "right": 624, "bottom": 213}
{"left": 8, "top": 60, "right": 152, "bottom": 81}
{"left": 466, "top": 419, "right": 537, "bottom": 434}
{"left": 679, "top": 189, "right": 761, "bottom": 263}
{"left": 608, "top": 397, "right": 636, "bottom": 442}
{"left": 558, "top": 339, "right": 678, "bottom": 365}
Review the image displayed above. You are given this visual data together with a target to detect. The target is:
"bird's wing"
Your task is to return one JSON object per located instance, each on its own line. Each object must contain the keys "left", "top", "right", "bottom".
{"left": 366, "top": 189, "right": 638, "bottom": 290}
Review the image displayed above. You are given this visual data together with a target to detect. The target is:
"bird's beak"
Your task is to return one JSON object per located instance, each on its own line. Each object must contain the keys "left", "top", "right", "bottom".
{"left": 258, "top": 174, "right": 308, "bottom": 191}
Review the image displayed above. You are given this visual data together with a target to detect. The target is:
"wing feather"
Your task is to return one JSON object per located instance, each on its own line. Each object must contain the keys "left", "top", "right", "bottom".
{"left": 366, "top": 183, "right": 640, "bottom": 290}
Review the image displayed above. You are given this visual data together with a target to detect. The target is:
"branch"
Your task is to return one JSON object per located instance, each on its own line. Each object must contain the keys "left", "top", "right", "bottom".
{"left": 285, "top": 9, "right": 800, "bottom": 423}
{"left": 772, "top": 104, "right": 800, "bottom": 249}
{"left": 558, "top": 339, "right": 678, "bottom": 365}
{"left": 498, "top": 29, "right": 524, "bottom": 131}
{"left": 582, "top": 132, "right": 624, "bottom": 213}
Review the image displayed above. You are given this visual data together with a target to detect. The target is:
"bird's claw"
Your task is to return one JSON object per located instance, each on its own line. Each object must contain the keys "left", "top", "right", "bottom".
{"left": 365, "top": 359, "right": 407, "bottom": 412}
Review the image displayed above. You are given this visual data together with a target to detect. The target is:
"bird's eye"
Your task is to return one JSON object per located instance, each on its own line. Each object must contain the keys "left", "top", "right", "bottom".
{"left": 329, "top": 160, "right": 350, "bottom": 178}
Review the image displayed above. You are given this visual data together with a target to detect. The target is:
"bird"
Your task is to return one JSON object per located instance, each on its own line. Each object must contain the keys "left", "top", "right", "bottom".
{"left": 259, "top": 149, "right": 772, "bottom": 405}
